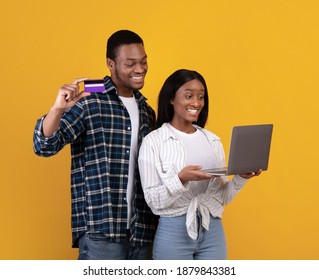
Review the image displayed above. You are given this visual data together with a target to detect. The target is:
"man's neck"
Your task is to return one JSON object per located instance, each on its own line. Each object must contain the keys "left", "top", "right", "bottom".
{"left": 110, "top": 78, "right": 134, "bottom": 97}
{"left": 118, "top": 91, "right": 134, "bottom": 98}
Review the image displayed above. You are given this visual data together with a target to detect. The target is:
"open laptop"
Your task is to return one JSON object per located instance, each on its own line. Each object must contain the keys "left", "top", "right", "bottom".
{"left": 201, "top": 124, "right": 273, "bottom": 176}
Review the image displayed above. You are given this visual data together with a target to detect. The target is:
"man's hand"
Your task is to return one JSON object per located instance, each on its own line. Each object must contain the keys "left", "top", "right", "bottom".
{"left": 42, "top": 78, "right": 90, "bottom": 137}
{"left": 52, "top": 78, "right": 90, "bottom": 111}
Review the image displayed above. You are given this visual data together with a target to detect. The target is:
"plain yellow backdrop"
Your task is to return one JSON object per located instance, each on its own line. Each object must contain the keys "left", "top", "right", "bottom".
{"left": 1, "top": 0, "right": 318, "bottom": 259}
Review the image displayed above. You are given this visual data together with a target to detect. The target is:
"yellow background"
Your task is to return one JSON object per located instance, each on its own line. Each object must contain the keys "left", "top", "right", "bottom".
{"left": 1, "top": 0, "right": 318, "bottom": 260}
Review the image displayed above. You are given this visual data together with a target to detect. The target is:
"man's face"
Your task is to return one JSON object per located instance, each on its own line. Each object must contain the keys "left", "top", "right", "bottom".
{"left": 108, "top": 43, "right": 148, "bottom": 96}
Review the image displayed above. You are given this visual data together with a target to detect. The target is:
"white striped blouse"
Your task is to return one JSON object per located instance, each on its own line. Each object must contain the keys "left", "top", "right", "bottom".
{"left": 138, "top": 123, "right": 248, "bottom": 240}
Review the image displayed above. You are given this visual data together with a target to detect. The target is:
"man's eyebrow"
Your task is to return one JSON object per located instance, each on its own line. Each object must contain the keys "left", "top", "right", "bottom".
{"left": 125, "top": 55, "right": 148, "bottom": 61}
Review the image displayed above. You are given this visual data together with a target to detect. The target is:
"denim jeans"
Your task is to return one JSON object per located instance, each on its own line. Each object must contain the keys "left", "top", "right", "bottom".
{"left": 153, "top": 215, "right": 227, "bottom": 260}
{"left": 78, "top": 232, "right": 152, "bottom": 260}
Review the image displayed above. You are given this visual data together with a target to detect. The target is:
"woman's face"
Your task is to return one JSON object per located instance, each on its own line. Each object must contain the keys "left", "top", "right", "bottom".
{"left": 170, "top": 79, "right": 205, "bottom": 130}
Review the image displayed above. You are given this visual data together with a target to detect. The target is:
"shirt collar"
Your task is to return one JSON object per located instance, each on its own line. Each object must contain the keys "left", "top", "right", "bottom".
{"left": 102, "top": 76, "right": 147, "bottom": 103}
{"left": 158, "top": 123, "right": 220, "bottom": 142}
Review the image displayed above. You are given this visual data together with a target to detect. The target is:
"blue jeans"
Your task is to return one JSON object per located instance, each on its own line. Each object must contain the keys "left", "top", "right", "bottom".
{"left": 78, "top": 232, "right": 152, "bottom": 260}
{"left": 153, "top": 215, "right": 227, "bottom": 260}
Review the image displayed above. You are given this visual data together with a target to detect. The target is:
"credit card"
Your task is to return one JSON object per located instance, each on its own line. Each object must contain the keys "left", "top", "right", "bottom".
{"left": 84, "top": 79, "right": 105, "bottom": 92}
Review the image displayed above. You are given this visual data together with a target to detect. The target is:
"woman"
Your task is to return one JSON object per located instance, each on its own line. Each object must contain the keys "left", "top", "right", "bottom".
{"left": 138, "top": 69, "right": 261, "bottom": 260}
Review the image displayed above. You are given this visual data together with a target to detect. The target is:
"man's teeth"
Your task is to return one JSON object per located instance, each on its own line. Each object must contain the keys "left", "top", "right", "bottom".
{"left": 132, "top": 76, "right": 143, "bottom": 80}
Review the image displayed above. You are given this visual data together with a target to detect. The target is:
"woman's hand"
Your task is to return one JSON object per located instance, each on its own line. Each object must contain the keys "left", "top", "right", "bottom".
{"left": 239, "top": 169, "right": 262, "bottom": 179}
{"left": 178, "top": 165, "right": 214, "bottom": 184}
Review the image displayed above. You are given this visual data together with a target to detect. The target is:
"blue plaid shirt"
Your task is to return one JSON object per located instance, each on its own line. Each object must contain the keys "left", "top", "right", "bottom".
{"left": 33, "top": 76, "right": 157, "bottom": 247}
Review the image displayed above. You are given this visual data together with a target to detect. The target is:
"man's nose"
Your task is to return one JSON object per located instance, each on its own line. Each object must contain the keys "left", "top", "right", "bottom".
{"left": 134, "top": 63, "right": 146, "bottom": 73}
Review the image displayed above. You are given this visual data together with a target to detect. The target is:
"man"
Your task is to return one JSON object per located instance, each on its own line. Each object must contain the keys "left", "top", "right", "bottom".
{"left": 33, "top": 30, "right": 157, "bottom": 259}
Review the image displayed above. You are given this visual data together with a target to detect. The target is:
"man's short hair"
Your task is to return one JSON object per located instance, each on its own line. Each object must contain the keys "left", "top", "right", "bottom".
{"left": 106, "top": 30, "right": 144, "bottom": 60}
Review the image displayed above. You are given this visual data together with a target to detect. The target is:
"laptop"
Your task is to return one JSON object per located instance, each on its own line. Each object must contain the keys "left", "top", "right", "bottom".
{"left": 201, "top": 124, "right": 273, "bottom": 176}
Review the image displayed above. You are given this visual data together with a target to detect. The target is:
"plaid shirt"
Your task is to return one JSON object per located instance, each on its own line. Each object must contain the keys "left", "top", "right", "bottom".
{"left": 33, "top": 76, "right": 157, "bottom": 248}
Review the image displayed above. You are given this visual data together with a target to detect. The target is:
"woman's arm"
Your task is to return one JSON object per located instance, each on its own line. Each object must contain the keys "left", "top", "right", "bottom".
{"left": 138, "top": 136, "right": 190, "bottom": 211}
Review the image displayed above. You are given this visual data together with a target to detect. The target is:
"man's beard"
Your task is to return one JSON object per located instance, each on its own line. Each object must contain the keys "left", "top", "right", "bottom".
{"left": 114, "top": 67, "right": 144, "bottom": 91}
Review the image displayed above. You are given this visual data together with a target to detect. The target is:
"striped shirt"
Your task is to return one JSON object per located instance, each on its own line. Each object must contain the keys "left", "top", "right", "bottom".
{"left": 33, "top": 76, "right": 157, "bottom": 247}
{"left": 138, "top": 123, "right": 248, "bottom": 240}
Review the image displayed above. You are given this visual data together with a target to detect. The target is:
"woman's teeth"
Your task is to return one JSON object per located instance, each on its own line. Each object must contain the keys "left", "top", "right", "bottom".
{"left": 187, "top": 109, "right": 198, "bottom": 115}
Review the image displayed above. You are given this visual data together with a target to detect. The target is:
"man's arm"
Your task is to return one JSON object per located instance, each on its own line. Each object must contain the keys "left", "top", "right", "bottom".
{"left": 42, "top": 78, "right": 90, "bottom": 137}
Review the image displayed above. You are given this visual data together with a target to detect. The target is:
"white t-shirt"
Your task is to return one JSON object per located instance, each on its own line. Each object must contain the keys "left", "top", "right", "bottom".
{"left": 119, "top": 96, "right": 139, "bottom": 228}
{"left": 168, "top": 124, "right": 218, "bottom": 195}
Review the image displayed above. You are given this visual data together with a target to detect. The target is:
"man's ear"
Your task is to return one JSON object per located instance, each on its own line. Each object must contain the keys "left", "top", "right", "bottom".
{"left": 107, "top": 58, "right": 115, "bottom": 70}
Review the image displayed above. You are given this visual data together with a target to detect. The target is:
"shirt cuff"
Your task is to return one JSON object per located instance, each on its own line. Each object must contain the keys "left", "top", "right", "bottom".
{"left": 35, "top": 116, "right": 60, "bottom": 147}
{"left": 233, "top": 174, "right": 249, "bottom": 186}
{"left": 158, "top": 163, "right": 189, "bottom": 195}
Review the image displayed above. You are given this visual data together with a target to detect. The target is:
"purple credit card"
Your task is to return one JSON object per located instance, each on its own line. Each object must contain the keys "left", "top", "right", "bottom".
{"left": 84, "top": 79, "right": 105, "bottom": 92}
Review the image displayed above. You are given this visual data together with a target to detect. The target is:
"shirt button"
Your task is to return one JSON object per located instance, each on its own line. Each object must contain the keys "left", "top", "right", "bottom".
{"left": 127, "top": 126, "right": 131, "bottom": 130}
{"left": 126, "top": 150, "right": 130, "bottom": 154}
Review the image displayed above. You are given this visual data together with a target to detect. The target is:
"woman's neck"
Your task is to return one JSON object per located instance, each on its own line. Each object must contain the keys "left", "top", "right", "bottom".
{"left": 169, "top": 121, "right": 196, "bottom": 134}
